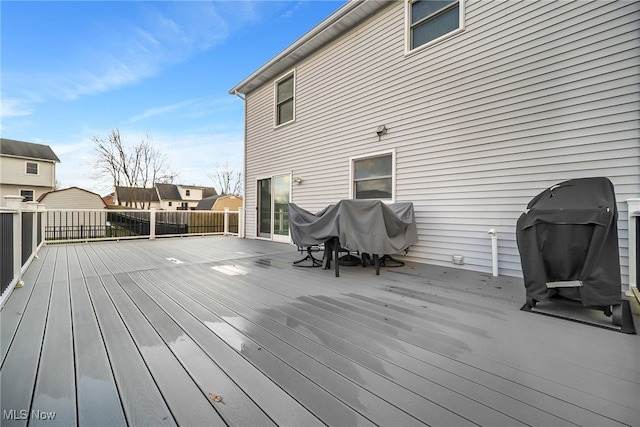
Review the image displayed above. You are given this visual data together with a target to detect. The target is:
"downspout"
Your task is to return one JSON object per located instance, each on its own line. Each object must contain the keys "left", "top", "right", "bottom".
{"left": 488, "top": 228, "right": 498, "bottom": 277}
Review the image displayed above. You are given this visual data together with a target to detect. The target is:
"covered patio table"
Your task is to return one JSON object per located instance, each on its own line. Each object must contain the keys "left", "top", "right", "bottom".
{"left": 288, "top": 199, "right": 418, "bottom": 276}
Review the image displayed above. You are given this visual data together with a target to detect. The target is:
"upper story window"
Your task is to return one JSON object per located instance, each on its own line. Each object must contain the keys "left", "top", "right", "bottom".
{"left": 408, "top": 0, "right": 463, "bottom": 51}
{"left": 351, "top": 150, "right": 395, "bottom": 201}
{"left": 25, "top": 161, "right": 39, "bottom": 175}
{"left": 185, "top": 189, "right": 191, "bottom": 196}
{"left": 275, "top": 71, "right": 295, "bottom": 126}
{"left": 20, "top": 189, "right": 34, "bottom": 202}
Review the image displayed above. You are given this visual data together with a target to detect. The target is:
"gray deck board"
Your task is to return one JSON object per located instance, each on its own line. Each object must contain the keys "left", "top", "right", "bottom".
{"left": 154, "top": 269, "right": 433, "bottom": 427}
{"left": 111, "top": 271, "right": 275, "bottom": 427}
{"left": 30, "top": 269, "right": 76, "bottom": 426}
{"left": 128, "top": 269, "right": 327, "bottom": 427}
{"left": 0, "top": 249, "right": 55, "bottom": 427}
{"left": 102, "top": 272, "right": 228, "bottom": 427}
{"left": 86, "top": 273, "right": 176, "bottom": 426}
{"left": 200, "top": 256, "right": 637, "bottom": 427}
{"left": 0, "top": 247, "right": 49, "bottom": 363}
{"left": 2, "top": 237, "right": 638, "bottom": 427}
{"left": 181, "top": 262, "right": 580, "bottom": 427}
{"left": 136, "top": 268, "right": 374, "bottom": 427}
{"left": 297, "top": 295, "right": 631, "bottom": 427}
{"left": 70, "top": 276, "right": 127, "bottom": 427}
{"left": 176, "top": 265, "right": 568, "bottom": 427}
{"left": 169, "top": 265, "right": 519, "bottom": 427}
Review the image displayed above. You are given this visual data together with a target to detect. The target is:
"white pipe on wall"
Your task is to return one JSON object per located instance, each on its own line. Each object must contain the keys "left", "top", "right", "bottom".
{"left": 488, "top": 228, "right": 498, "bottom": 277}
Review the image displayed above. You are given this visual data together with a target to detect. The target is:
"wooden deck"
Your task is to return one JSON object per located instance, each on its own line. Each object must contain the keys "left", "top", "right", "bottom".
{"left": 1, "top": 236, "right": 638, "bottom": 427}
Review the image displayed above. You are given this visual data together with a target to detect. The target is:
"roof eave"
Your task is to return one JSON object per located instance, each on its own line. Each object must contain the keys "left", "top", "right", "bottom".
{"left": 0, "top": 153, "right": 60, "bottom": 163}
{"left": 229, "top": 0, "right": 391, "bottom": 96}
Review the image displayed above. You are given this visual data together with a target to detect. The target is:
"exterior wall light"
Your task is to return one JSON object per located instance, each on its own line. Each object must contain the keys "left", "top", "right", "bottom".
{"left": 293, "top": 177, "right": 303, "bottom": 185}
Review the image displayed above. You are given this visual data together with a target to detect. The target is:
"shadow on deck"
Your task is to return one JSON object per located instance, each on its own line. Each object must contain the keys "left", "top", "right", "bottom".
{"left": 1, "top": 236, "right": 638, "bottom": 426}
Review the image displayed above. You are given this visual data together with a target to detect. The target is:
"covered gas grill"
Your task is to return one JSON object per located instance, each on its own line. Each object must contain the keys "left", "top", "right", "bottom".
{"left": 516, "top": 177, "right": 634, "bottom": 332}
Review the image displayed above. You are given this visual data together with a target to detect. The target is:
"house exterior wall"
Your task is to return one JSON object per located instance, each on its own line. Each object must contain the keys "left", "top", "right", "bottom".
{"left": 158, "top": 200, "right": 178, "bottom": 210}
{"left": 242, "top": 0, "right": 640, "bottom": 284}
{"left": 0, "top": 156, "right": 56, "bottom": 203}
{"left": 178, "top": 186, "right": 202, "bottom": 200}
{"left": 38, "top": 188, "right": 106, "bottom": 210}
{"left": 175, "top": 186, "right": 207, "bottom": 210}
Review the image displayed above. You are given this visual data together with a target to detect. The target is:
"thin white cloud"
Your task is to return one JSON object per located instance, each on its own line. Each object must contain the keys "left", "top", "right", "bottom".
{"left": 280, "top": 1, "right": 304, "bottom": 19}
{"left": 127, "top": 97, "right": 240, "bottom": 123}
{"left": 128, "top": 100, "right": 196, "bottom": 123}
{"left": 2, "top": 2, "right": 245, "bottom": 109}
{"left": 0, "top": 97, "right": 34, "bottom": 118}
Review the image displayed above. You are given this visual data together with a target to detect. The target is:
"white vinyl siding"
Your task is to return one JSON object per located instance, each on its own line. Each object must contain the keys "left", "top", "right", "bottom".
{"left": 0, "top": 156, "right": 56, "bottom": 201}
{"left": 38, "top": 188, "right": 106, "bottom": 209}
{"left": 242, "top": 0, "right": 639, "bottom": 285}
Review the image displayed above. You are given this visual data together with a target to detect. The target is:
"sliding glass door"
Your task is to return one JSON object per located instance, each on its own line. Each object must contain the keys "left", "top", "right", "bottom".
{"left": 257, "top": 174, "right": 290, "bottom": 242}
{"left": 257, "top": 178, "right": 272, "bottom": 238}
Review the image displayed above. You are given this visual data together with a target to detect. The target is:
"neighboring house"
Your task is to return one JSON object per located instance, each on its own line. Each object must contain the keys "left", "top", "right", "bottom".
{"left": 196, "top": 195, "right": 243, "bottom": 211}
{"left": 229, "top": 0, "right": 639, "bottom": 285}
{"left": 156, "top": 183, "right": 217, "bottom": 210}
{"left": 0, "top": 138, "right": 60, "bottom": 205}
{"left": 38, "top": 187, "right": 108, "bottom": 239}
{"left": 115, "top": 184, "right": 218, "bottom": 210}
{"left": 115, "top": 186, "right": 160, "bottom": 209}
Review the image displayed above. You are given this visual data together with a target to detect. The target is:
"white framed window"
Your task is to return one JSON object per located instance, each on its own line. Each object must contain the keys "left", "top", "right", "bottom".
{"left": 20, "top": 189, "right": 34, "bottom": 202}
{"left": 274, "top": 70, "right": 295, "bottom": 127}
{"left": 25, "top": 161, "right": 39, "bottom": 175}
{"left": 185, "top": 189, "right": 191, "bottom": 196}
{"left": 406, "top": 0, "right": 464, "bottom": 53}
{"left": 350, "top": 150, "right": 396, "bottom": 201}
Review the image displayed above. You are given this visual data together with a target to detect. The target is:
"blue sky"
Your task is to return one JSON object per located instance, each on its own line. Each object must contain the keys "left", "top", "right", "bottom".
{"left": 1, "top": 0, "right": 346, "bottom": 194}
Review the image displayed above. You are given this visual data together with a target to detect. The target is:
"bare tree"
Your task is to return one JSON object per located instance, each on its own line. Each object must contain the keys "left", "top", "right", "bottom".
{"left": 92, "top": 129, "right": 177, "bottom": 208}
{"left": 208, "top": 161, "right": 242, "bottom": 196}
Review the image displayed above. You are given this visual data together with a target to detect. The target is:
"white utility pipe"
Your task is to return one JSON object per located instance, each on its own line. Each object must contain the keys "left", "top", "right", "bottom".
{"left": 488, "top": 228, "right": 498, "bottom": 277}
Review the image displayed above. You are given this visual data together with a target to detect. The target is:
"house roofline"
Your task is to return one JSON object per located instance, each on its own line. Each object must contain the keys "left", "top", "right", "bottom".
{"left": 228, "top": 0, "right": 392, "bottom": 96}
{"left": 0, "top": 138, "right": 61, "bottom": 162}
{"left": 0, "top": 153, "right": 60, "bottom": 163}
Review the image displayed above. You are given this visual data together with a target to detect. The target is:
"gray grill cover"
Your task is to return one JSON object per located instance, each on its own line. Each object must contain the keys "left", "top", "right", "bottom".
{"left": 516, "top": 177, "right": 621, "bottom": 306}
{"left": 288, "top": 200, "right": 418, "bottom": 255}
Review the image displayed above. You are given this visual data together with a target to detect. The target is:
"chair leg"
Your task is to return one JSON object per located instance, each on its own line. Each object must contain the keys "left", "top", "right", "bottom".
{"left": 334, "top": 237, "right": 340, "bottom": 277}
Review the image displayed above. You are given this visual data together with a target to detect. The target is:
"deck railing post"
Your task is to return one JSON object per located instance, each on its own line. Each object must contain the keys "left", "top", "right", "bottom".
{"left": 26, "top": 201, "right": 39, "bottom": 259}
{"left": 224, "top": 208, "right": 229, "bottom": 235}
{"left": 150, "top": 208, "right": 156, "bottom": 240}
{"left": 37, "top": 204, "right": 45, "bottom": 248}
{"left": 238, "top": 207, "right": 245, "bottom": 238}
{"left": 4, "top": 195, "right": 24, "bottom": 291}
